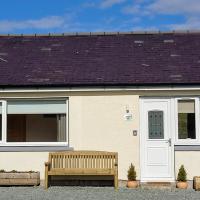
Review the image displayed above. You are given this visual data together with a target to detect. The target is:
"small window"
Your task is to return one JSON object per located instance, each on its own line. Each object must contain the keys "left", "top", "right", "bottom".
{"left": 148, "top": 111, "right": 164, "bottom": 139}
{"left": 178, "top": 100, "right": 196, "bottom": 139}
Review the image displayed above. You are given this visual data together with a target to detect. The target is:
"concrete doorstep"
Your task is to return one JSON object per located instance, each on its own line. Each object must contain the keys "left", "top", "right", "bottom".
{"left": 140, "top": 182, "right": 176, "bottom": 190}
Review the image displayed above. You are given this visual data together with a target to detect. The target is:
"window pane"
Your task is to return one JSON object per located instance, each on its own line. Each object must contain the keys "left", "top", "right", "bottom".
{"left": 7, "top": 114, "right": 66, "bottom": 142}
{"left": 178, "top": 100, "right": 196, "bottom": 139}
{"left": 148, "top": 111, "right": 164, "bottom": 139}
{"left": 7, "top": 100, "right": 66, "bottom": 114}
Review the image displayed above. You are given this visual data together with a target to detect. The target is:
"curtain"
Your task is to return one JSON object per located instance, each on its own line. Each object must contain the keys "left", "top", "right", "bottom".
{"left": 57, "top": 114, "right": 66, "bottom": 142}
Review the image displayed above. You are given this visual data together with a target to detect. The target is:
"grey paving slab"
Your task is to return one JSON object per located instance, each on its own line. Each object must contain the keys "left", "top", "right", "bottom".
{"left": 0, "top": 187, "right": 200, "bottom": 200}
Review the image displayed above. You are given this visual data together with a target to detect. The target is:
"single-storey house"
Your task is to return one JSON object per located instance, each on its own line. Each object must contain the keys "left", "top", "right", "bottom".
{"left": 0, "top": 31, "right": 200, "bottom": 183}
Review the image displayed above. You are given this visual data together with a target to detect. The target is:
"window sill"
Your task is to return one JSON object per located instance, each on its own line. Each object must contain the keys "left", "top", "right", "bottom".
{"left": 0, "top": 142, "right": 68, "bottom": 146}
{"left": 175, "top": 145, "right": 200, "bottom": 151}
{"left": 175, "top": 140, "right": 200, "bottom": 145}
{"left": 0, "top": 145, "right": 73, "bottom": 152}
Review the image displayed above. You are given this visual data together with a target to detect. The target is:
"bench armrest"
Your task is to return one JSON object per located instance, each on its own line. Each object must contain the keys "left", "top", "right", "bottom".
{"left": 45, "top": 162, "right": 51, "bottom": 170}
{"left": 45, "top": 161, "right": 50, "bottom": 166}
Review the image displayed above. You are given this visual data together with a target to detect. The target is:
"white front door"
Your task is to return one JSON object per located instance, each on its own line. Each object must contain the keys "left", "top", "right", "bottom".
{"left": 140, "top": 98, "right": 174, "bottom": 182}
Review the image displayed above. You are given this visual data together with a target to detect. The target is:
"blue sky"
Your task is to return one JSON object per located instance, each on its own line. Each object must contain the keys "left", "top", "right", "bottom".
{"left": 0, "top": 0, "right": 199, "bottom": 33}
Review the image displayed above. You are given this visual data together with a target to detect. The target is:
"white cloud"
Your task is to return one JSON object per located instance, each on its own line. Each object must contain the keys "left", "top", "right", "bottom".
{"left": 100, "top": 0, "right": 126, "bottom": 8}
{"left": 122, "top": 5, "right": 141, "bottom": 15}
{"left": 148, "top": 0, "right": 200, "bottom": 15}
{"left": 167, "top": 17, "right": 200, "bottom": 30}
{"left": 0, "top": 16, "right": 65, "bottom": 32}
{"left": 122, "top": 0, "right": 200, "bottom": 30}
{"left": 147, "top": 0, "right": 200, "bottom": 29}
{"left": 123, "top": 0, "right": 200, "bottom": 16}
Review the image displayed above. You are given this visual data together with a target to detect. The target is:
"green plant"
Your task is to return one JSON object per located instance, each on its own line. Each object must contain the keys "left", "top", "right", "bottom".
{"left": 177, "top": 165, "right": 187, "bottom": 182}
{"left": 0, "top": 169, "right": 5, "bottom": 173}
{"left": 127, "top": 163, "right": 137, "bottom": 181}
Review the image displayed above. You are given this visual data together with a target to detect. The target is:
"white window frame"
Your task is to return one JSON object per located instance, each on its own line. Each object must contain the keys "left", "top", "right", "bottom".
{"left": 0, "top": 100, "right": 7, "bottom": 143}
{"left": 175, "top": 97, "right": 200, "bottom": 145}
{"left": 0, "top": 99, "right": 68, "bottom": 147}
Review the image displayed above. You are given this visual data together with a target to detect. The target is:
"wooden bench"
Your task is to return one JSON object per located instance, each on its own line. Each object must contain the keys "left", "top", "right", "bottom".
{"left": 45, "top": 151, "right": 118, "bottom": 189}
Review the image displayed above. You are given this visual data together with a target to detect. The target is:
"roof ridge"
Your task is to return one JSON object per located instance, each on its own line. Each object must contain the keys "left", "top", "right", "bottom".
{"left": 1, "top": 30, "right": 200, "bottom": 37}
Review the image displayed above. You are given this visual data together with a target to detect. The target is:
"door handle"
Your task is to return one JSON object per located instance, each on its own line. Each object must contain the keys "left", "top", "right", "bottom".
{"left": 166, "top": 138, "right": 172, "bottom": 146}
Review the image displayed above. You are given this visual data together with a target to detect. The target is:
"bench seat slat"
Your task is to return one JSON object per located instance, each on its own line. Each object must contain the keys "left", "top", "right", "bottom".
{"left": 48, "top": 169, "right": 115, "bottom": 175}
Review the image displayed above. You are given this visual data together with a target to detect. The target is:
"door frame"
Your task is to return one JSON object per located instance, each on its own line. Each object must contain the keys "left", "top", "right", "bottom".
{"left": 139, "top": 97, "right": 175, "bottom": 182}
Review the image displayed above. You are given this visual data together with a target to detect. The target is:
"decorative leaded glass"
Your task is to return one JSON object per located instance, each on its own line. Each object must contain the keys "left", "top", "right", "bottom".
{"left": 148, "top": 111, "right": 164, "bottom": 139}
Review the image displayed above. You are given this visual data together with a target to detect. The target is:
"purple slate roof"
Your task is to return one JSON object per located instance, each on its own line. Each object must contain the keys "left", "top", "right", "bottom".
{"left": 0, "top": 32, "right": 200, "bottom": 87}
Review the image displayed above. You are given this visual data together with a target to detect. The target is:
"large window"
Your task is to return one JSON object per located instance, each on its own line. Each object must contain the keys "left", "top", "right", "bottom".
{"left": 0, "top": 99, "right": 67, "bottom": 145}
{"left": 0, "top": 103, "right": 2, "bottom": 141}
{"left": 178, "top": 99, "right": 196, "bottom": 140}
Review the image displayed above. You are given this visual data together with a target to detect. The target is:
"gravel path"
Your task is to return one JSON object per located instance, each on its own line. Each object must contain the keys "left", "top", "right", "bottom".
{"left": 0, "top": 187, "right": 200, "bottom": 200}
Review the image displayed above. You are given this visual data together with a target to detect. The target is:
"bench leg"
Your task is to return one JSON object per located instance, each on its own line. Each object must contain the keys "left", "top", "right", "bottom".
{"left": 45, "top": 175, "right": 48, "bottom": 189}
{"left": 45, "top": 168, "right": 48, "bottom": 189}
{"left": 114, "top": 174, "right": 118, "bottom": 190}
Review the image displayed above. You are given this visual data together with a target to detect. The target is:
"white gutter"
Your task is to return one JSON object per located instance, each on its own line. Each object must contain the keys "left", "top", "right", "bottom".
{"left": 0, "top": 85, "right": 200, "bottom": 92}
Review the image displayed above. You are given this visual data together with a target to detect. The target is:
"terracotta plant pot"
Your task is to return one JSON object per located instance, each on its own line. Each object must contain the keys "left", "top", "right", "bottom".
{"left": 127, "top": 180, "right": 138, "bottom": 188}
{"left": 176, "top": 181, "right": 188, "bottom": 189}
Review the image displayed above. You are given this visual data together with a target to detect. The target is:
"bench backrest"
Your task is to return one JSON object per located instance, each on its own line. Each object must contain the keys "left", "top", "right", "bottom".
{"left": 49, "top": 151, "right": 118, "bottom": 170}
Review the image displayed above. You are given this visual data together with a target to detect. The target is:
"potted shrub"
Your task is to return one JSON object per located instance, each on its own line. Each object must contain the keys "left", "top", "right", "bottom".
{"left": 176, "top": 165, "right": 188, "bottom": 189}
{"left": 127, "top": 163, "right": 138, "bottom": 188}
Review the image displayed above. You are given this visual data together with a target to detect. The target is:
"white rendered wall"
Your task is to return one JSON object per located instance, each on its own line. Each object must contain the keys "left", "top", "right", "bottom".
{"left": 0, "top": 152, "right": 48, "bottom": 179}
{"left": 175, "top": 151, "right": 200, "bottom": 180}
{"left": 69, "top": 95, "right": 140, "bottom": 180}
